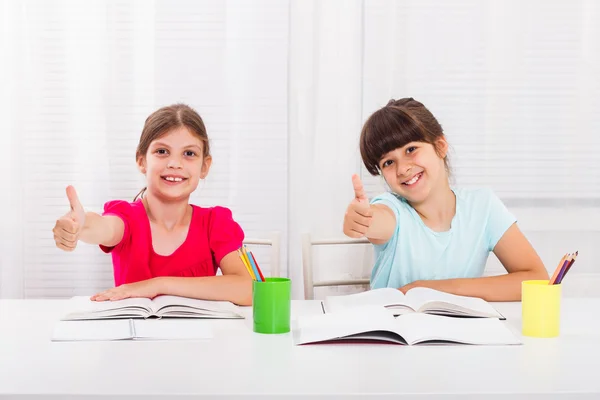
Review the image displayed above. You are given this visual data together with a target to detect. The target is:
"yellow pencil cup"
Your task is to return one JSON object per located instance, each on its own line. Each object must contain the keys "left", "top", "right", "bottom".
{"left": 521, "top": 280, "right": 561, "bottom": 338}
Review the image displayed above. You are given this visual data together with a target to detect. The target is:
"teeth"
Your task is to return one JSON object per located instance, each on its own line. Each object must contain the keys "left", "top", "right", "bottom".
{"left": 404, "top": 173, "right": 421, "bottom": 185}
{"left": 165, "top": 177, "right": 183, "bottom": 182}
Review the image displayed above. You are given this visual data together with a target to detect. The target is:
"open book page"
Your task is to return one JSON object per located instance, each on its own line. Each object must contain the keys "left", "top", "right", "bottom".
{"left": 52, "top": 319, "right": 133, "bottom": 341}
{"left": 150, "top": 295, "right": 243, "bottom": 318}
{"left": 62, "top": 296, "right": 154, "bottom": 320}
{"left": 293, "top": 306, "right": 400, "bottom": 345}
{"left": 404, "top": 287, "right": 503, "bottom": 318}
{"left": 395, "top": 313, "right": 521, "bottom": 345}
{"left": 323, "top": 288, "right": 411, "bottom": 314}
{"left": 292, "top": 306, "right": 521, "bottom": 346}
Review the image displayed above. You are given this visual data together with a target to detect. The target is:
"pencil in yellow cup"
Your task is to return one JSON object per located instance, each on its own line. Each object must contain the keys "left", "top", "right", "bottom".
{"left": 522, "top": 280, "right": 561, "bottom": 338}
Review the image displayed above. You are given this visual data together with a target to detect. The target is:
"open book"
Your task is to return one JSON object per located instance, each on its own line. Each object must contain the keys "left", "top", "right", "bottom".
{"left": 61, "top": 295, "right": 244, "bottom": 320}
{"left": 52, "top": 319, "right": 214, "bottom": 341}
{"left": 323, "top": 287, "right": 504, "bottom": 319}
{"left": 293, "top": 306, "right": 520, "bottom": 346}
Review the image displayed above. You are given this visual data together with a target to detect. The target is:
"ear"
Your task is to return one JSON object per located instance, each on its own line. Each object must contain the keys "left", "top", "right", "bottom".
{"left": 137, "top": 156, "right": 147, "bottom": 174}
{"left": 200, "top": 156, "right": 212, "bottom": 179}
{"left": 435, "top": 136, "right": 449, "bottom": 159}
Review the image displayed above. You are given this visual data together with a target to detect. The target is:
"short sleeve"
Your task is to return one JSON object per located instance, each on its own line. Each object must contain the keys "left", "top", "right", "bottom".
{"left": 370, "top": 192, "right": 403, "bottom": 220}
{"left": 208, "top": 206, "right": 245, "bottom": 265}
{"left": 99, "top": 200, "right": 132, "bottom": 253}
{"left": 370, "top": 192, "right": 402, "bottom": 250}
{"left": 485, "top": 189, "right": 517, "bottom": 251}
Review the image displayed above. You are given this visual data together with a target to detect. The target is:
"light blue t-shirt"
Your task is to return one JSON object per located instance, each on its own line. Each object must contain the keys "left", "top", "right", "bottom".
{"left": 369, "top": 187, "right": 516, "bottom": 289}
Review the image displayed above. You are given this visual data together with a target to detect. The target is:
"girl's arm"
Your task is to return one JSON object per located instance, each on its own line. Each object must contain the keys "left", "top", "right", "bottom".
{"left": 156, "top": 251, "right": 253, "bottom": 305}
{"left": 400, "top": 223, "right": 549, "bottom": 301}
{"left": 79, "top": 212, "right": 125, "bottom": 247}
{"left": 91, "top": 251, "right": 253, "bottom": 305}
{"left": 361, "top": 205, "right": 397, "bottom": 244}
{"left": 53, "top": 186, "right": 125, "bottom": 251}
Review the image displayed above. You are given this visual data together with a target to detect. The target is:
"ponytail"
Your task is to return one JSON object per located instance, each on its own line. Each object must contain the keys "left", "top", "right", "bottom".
{"left": 133, "top": 187, "right": 147, "bottom": 202}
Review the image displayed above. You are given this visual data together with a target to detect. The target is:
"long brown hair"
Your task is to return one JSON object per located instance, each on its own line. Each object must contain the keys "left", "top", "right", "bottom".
{"left": 133, "top": 104, "right": 210, "bottom": 201}
{"left": 359, "top": 98, "right": 449, "bottom": 176}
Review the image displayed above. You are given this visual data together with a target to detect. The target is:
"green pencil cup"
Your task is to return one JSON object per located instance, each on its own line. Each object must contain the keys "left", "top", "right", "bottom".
{"left": 252, "top": 277, "right": 291, "bottom": 334}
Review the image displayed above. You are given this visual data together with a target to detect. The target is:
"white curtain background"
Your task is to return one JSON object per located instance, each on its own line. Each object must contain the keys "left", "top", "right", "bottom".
{"left": 359, "top": 0, "right": 600, "bottom": 298}
{"left": 291, "top": 0, "right": 600, "bottom": 299}
{"left": 1, "top": 0, "right": 599, "bottom": 299}
{"left": 0, "top": 0, "right": 289, "bottom": 298}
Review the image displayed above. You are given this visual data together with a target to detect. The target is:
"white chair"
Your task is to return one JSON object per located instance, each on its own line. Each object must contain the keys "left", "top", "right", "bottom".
{"left": 302, "top": 233, "right": 371, "bottom": 300}
{"left": 243, "top": 232, "right": 282, "bottom": 277}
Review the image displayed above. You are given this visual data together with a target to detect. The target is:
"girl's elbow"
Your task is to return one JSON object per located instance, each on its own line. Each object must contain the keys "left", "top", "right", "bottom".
{"left": 236, "top": 291, "right": 253, "bottom": 306}
{"left": 536, "top": 268, "right": 550, "bottom": 280}
{"left": 238, "top": 295, "right": 253, "bottom": 306}
{"left": 526, "top": 266, "right": 549, "bottom": 281}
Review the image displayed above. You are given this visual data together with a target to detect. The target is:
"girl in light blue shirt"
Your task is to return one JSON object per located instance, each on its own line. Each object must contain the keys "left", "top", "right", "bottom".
{"left": 343, "top": 98, "right": 548, "bottom": 301}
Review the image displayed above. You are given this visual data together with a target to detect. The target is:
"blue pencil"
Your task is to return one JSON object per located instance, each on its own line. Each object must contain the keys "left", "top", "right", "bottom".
{"left": 245, "top": 246, "right": 263, "bottom": 282}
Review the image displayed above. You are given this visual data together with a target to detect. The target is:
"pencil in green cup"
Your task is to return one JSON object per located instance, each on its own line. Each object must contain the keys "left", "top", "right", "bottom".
{"left": 252, "top": 278, "right": 291, "bottom": 334}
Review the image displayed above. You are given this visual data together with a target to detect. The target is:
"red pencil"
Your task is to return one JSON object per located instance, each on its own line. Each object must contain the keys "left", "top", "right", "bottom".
{"left": 250, "top": 251, "right": 266, "bottom": 282}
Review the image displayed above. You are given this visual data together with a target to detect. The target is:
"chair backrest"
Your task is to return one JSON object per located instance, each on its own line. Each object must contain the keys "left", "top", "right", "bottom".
{"left": 301, "top": 233, "right": 371, "bottom": 300}
{"left": 243, "top": 232, "right": 282, "bottom": 277}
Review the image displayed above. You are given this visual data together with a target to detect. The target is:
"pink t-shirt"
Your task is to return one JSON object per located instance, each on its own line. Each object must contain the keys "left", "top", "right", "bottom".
{"left": 99, "top": 200, "right": 244, "bottom": 286}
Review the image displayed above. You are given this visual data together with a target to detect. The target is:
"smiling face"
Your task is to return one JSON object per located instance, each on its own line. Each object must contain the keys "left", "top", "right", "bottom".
{"left": 378, "top": 138, "right": 448, "bottom": 204}
{"left": 137, "top": 126, "right": 211, "bottom": 202}
{"left": 359, "top": 98, "right": 450, "bottom": 204}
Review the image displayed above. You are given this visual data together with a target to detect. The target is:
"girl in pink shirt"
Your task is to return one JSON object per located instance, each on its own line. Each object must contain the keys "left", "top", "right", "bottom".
{"left": 52, "top": 104, "right": 252, "bottom": 305}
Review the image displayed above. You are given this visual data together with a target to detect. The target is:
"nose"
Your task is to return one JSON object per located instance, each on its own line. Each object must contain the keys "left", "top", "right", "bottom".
{"left": 167, "top": 157, "right": 183, "bottom": 169}
{"left": 396, "top": 162, "right": 412, "bottom": 177}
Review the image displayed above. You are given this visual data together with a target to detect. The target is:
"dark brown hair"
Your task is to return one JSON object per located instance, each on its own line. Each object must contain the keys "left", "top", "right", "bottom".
{"left": 359, "top": 98, "right": 449, "bottom": 176}
{"left": 134, "top": 103, "right": 210, "bottom": 201}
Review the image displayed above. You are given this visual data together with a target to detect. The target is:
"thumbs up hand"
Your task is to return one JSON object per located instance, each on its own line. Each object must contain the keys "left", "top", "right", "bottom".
{"left": 53, "top": 186, "right": 86, "bottom": 252}
{"left": 343, "top": 174, "right": 373, "bottom": 238}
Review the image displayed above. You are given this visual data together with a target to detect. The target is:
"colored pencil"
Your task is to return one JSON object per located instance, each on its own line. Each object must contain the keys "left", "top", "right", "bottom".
{"left": 549, "top": 253, "right": 568, "bottom": 285}
{"left": 246, "top": 249, "right": 263, "bottom": 282}
{"left": 556, "top": 251, "right": 578, "bottom": 284}
{"left": 553, "top": 254, "right": 573, "bottom": 285}
{"left": 238, "top": 248, "right": 256, "bottom": 280}
{"left": 249, "top": 251, "right": 266, "bottom": 282}
{"left": 242, "top": 246, "right": 260, "bottom": 281}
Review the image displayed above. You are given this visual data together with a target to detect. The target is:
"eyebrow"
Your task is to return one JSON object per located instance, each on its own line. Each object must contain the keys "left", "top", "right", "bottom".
{"left": 152, "top": 142, "right": 202, "bottom": 151}
{"left": 379, "top": 142, "right": 418, "bottom": 162}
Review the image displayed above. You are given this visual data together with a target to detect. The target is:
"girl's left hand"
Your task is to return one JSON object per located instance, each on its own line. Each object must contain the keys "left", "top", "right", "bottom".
{"left": 91, "top": 278, "right": 162, "bottom": 301}
{"left": 398, "top": 280, "right": 424, "bottom": 294}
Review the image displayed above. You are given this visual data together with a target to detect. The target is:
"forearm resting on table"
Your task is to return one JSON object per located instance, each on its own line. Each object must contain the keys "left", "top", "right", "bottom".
{"left": 415, "top": 269, "right": 549, "bottom": 302}
{"left": 157, "top": 274, "right": 253, "bottom": 306}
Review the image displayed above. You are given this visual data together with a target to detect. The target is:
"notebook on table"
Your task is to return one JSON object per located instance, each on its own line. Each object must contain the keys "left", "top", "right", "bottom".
{"left": 51, "top": 318, "right": 214, "bottom": 341}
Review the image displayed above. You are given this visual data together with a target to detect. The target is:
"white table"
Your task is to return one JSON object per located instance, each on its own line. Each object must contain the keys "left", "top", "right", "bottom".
{"left": 0, "top": 299, "right": 599, "bottom": 399}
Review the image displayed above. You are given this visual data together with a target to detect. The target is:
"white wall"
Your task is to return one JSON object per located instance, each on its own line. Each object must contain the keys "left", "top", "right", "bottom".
{"left": 1, "top": 0, "right": 598, "bottom": 299}
{"left": 0, "top": 0, "right": 289, "bottom": 298}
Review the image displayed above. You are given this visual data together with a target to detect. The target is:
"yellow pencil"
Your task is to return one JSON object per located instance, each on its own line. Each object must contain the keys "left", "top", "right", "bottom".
{"left": 241, "top": 246, "right": 251, "bottom": 266}
{"left": 238, "top": 249, "right": 256, "bottom": 280}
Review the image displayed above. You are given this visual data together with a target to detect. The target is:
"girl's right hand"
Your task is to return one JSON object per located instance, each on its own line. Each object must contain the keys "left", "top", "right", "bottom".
{"left": 53, "top": 185, "right": 86, "bottom": 252}
{"left": 343, "top": 174, "right": 373, "bottom": 238}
